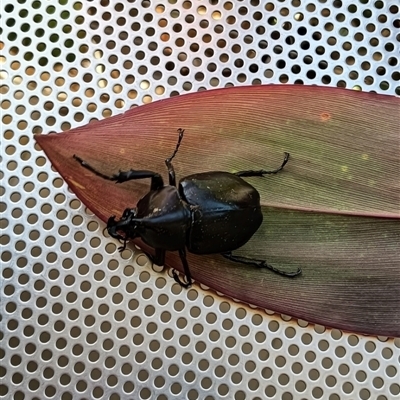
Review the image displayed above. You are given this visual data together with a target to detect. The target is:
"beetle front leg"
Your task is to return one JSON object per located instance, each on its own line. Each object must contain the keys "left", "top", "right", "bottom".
{"left": 172, "top": 248, "right": 193, "bottom": 288}
{"left": 235, "top": 152, "right": 290, "bottom": 177}
{"left": 73, "top": 155, "right": 164, "bottom": 190}
{"left": 107, "top": 215, "right": 129, "bottom": 252}
{"left": 222, "top": 251, "right": 301, "bottom": 278}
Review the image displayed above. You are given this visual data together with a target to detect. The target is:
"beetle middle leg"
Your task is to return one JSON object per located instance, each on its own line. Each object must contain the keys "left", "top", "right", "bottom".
{"left": 235, "top": 152, "right": 290, "bottom": 177}
{"left": 165, "top": 128, "right": 185, "bottom": 186}
{"left": 172, "top": 248, "right": 193, "bottom": 288}
{"left": 149, "top": 247, "right": 192, "bottom": 288}
{"left": 221, "top": 251, "right": 301, "bottom": 278}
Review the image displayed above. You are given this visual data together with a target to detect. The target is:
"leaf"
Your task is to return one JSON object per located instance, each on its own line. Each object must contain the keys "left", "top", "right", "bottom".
{"left": 35, "top": 85, "right": 400, "bottom": 337}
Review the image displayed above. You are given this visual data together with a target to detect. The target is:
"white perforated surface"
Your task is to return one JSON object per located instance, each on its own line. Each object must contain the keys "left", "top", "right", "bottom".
{"left": 1, "top": 1, "right": 400, "bottom": 400}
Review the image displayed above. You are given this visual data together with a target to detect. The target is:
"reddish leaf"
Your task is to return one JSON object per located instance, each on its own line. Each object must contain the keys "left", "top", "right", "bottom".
{"left": 35, "top": 85, "right": 400, "bottom": 337}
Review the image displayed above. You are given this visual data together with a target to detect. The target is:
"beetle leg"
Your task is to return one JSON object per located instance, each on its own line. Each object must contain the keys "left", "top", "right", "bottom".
{"left": 73, "top": 155, "right": 164, "bottom": 190}
{"left": 107, "top": 216, "right": 123, "bottom": 239}
{"left": 113, "top": 170, "right": 164, "bottom": 191}
{"left": 107, "top": 215, "right": 130, "bottom": 252}
{"left": 172, "top": 248, "right": 192, "bottom": 288}
{"left": 221, "top": 252, "right": 301, "bottom": 278}
{"left": 118, "top": 238, "right": 128, "bottom": 253}
{"left": 165, "top": 128, "right": 185, "bottom": 186}
{"left": 235, "top": 152, "right": 290, "bottom": 177}
{"left": 152, "top": 248, "right": 166, "bottom": 266}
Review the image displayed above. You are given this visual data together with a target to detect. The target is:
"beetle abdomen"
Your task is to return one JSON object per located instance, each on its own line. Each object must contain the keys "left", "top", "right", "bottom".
{"left": 179, "top": 172, "right": 263, "bottom": 254}
{"left": 188, "top": 206, "right": 262, "bottom": 254}
{"left": 180, "top": 172, "right": 261, "bottom": 208}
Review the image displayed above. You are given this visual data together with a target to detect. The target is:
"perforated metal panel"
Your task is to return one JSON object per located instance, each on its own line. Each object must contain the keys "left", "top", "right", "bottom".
{"left": 1, "top": 1, "right": 400, "bottom": 400}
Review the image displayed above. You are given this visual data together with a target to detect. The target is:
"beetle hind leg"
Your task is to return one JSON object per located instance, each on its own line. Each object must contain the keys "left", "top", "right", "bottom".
{"left": 221, "top": 251, "right": 301, "bottom": 278}
{"left": 235, "top": 152, "right": 290, "bottom": 177}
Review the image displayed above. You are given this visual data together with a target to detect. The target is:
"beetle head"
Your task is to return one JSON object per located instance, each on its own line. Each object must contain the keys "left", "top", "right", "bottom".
{"left": 107, "top": 208, "right": 141, "bottom": 241}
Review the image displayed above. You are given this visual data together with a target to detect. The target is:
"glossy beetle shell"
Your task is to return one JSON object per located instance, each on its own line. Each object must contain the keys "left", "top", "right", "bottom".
{"left": 179, "top": 172, "right": 263, "bottom": 254}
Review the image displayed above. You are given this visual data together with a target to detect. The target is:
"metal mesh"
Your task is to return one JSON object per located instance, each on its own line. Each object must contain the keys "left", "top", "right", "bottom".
{"left": 1, "top": 1, "right": 400, "bottom": 399}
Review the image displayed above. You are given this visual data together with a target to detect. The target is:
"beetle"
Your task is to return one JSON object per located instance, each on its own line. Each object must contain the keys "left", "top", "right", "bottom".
{"left": 73, "top": 128, "right": 301, "bottom": 287}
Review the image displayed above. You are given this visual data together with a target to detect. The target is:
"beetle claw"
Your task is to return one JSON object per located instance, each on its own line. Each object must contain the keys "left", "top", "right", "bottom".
{"left": 117, "top": 239, "right": 128, "bottom": 253}
{"left": 286, "top": 267, "right": 302, "bottom": 277}
{"left": 107, "top": 215, "right": 117, "bottom": 225}
{"left": 172, "top": 269, "right": 191, "bottom": 288}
